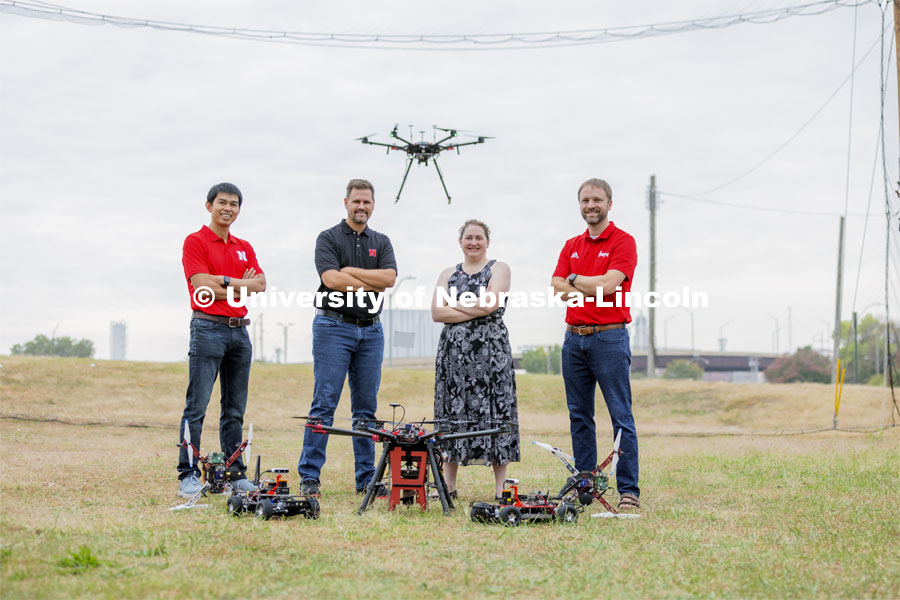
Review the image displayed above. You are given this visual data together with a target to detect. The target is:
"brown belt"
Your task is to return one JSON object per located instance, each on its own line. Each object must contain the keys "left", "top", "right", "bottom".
{"left": 193, "top": 310, "right": 250, "bottom": 328}
{"left": 566, "top": 323, "right": 625, "bottom": 335}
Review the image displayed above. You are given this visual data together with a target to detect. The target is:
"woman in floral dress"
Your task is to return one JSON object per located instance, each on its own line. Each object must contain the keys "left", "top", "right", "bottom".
{"left": 431, "top": 219, "right": 519, "bottom": 498}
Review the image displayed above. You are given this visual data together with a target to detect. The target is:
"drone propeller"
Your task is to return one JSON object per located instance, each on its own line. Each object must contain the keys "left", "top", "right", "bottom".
{"left": 610, "top": 429, "right": 622, "bottom": 477}
{"left": 183, "top": 419, "right": 193, "bottom": 469}
{"left": 355, "top": 133, "right": 378, "bottom": 141}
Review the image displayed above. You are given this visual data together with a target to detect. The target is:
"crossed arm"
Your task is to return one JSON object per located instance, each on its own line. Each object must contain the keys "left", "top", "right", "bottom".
{"left": 432, "top": 261, "right": 511, "bottom": 324}
{"left": 550, "top": 269, "right": 626, "bottom": 301}
{"left": 321, "top": 267, "right": 397, "bottom": 293}
{"left": 190, "top": 268, "right": 267, "bottom": 300}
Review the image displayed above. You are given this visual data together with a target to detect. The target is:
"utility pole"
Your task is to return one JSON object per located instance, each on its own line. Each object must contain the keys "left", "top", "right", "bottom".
{"left": 278, "top": 322, "right": 293, "bottom": 364}
{"left": 852, "top": 311, "right": 859, "bottom": 383}
{"left": 647, "top": 174, "right": 657, "bottom": 378}
{"left": 895, "top": 0, "right": 900, "bottom": 138}
{"left": 832, "top": 216, "right": 845, "bottom": 384}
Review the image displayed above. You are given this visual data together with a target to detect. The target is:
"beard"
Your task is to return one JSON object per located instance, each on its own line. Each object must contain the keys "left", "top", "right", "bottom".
{"left": 350, "top": 210, "right": 370, "bottom": 224}
{"left": 581, "top": 209, "right": 606, "bottom": 224}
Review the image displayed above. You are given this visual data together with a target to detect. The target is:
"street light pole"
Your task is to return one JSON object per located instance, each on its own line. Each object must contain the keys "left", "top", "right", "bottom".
{"left": 664, "top": 314, "right": 680, "bottom": 351}
{"left": 719, "top": 320, "right": 735, "bottom": 352}
{"left": 680, "top": 307, "right": 695, "bottom": 356}
{"left": 763, "top": 312, "right": 779, "bottom": 354}
{"left": 387, "top": 275, "right": 416, "bottom": 367}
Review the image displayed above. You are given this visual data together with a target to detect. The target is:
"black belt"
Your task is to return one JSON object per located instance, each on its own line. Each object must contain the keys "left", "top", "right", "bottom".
{"left": 566, "top": 323, "right": 625, "bottom": 335}
{"left": 193, "top": 310, "right": 250, "bottom": 328}
{"left": 316, "top": 308, "right": 380, "bottom": 327}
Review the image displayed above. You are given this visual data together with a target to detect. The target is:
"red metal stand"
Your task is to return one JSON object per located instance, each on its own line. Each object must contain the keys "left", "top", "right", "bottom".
{"left": 387, "top": 447, "right": 428, "bottom": 511}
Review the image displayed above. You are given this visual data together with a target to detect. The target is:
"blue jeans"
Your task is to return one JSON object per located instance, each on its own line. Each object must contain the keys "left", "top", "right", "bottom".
{"left": 298, "top": 315, "right": 384, "bottom": 490}
{"left": 561, "top": 327, "right": 639, "bottom": 498}
{"left": 178, "top": 318, "right": 253, "bottom": 480}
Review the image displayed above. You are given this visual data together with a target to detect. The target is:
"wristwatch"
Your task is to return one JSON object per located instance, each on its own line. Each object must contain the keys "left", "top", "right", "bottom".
{"left": 567, "top": 273, "right": 578, "bottom": 285}
{"left": 223, "top": 276, "right": 231, "bottom": 287}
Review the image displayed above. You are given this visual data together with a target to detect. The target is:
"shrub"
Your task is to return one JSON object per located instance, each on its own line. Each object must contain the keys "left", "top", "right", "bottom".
{"left": 765, "top": 346, "right": 830, "bottom": 383}
{"left": 663, "top": 359, "right": 704, "bottom": 380}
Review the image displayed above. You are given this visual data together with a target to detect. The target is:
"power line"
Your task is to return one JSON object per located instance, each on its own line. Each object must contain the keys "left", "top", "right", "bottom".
{"left": 0, "top": 0, "right": 873, "bottom": 51}
{"left": 675, "top": 27, "right": 885, "bottom": 197}
{"left": 851, "top": 24, "right": 893, "bottom": 313}
{"left": 659, "top": 190, "right": 874, "bottom": 216}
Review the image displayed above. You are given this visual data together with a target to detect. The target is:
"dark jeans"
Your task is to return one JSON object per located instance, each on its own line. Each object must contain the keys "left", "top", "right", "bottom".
{"left": 177, "top": 318, "right": 252, "bottom": 480}
{"left": 561, "top": 327, "right": 639, "bottom": 498}
{"left": 298, "top": 315, "right": 384, "bottom": 490}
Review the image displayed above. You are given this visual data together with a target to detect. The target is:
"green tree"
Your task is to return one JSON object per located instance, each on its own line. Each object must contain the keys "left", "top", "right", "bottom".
{"left": 663, "top": 359, "right": 704, "bottom": 380}
{"left": 839, "top": 314, "right": 899, "bottom": 385}
{"left": 765, "top": 346, "right": 830, "bottom": 383}
{"left": 10, "top": 334, "right": 95, "bottom": 358}
{"left": 521, "top": 345, "right": 561, "bottom": 374}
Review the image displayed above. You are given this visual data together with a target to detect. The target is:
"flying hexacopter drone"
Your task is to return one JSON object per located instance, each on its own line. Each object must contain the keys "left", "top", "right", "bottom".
{"left": 357, "top": 125, "right": 491, "bottom": 203}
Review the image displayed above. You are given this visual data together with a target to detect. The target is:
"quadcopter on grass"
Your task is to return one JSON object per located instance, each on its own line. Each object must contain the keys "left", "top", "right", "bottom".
{"left": 357, "top": 124, "right": 491, "bottom": 203}
{"left": 298, "top": 404, "right": 514, "bottom": 515}
{"left": 178, "top": 420, "right": 253, "bottom": 494}
{"left": 533, "top": 429, "right": 639, "bottom": 519}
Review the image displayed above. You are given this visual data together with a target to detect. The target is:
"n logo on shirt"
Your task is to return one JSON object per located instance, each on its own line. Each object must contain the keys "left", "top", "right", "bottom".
{"left": 236, "top": 250, "right": 247, "bottom": 261}
{"left": 369, "top": 249, "right": 377, "bottom": 257}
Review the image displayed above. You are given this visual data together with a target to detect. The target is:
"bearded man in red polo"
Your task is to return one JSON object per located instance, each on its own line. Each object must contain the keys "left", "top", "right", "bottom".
{"left": 551, "top": 177, "right": 640, "bottom": 514}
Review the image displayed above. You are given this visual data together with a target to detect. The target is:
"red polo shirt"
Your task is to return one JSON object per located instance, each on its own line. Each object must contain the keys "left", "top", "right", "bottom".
{"left": 183, "top": 225, "right": 263, "bottom": 318}
{"left": 552, "top": 222, "right": 637, "bottom": 326}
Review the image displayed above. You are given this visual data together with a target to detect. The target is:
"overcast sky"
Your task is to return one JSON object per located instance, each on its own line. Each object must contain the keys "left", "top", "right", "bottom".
{"left": 1, "top": 0, "right": 897, "bottom": 363}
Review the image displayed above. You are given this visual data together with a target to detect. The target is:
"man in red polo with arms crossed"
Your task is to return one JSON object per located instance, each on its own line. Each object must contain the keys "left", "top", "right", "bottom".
{"left": 177, "top": 182, "right": 267, "bottom": 498}
{"left": 551, "top": 177, "right": 640, "bottom": 513}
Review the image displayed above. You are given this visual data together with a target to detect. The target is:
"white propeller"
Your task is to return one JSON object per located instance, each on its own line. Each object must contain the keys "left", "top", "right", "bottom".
{"left": 610, "top": 429, "right": 622, "bottom": 477}
{"left": 531, "top": 440, "right": 575, "bottom": 462}
{"left": 183, "top": 419, "right": 193, "bottom": 469}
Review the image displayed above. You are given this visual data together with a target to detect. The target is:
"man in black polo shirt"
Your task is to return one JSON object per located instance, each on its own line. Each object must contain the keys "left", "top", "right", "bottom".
{"left": 298, "top": 178, "right": 397, "bottom": 497}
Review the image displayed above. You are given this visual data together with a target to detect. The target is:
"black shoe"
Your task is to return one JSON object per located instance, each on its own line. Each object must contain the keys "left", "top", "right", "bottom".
{"left": 357, "top": 482, "right": 389, "bottom": 498}
{"left": 300, "top": 480, "right": 321, "bottom": 497}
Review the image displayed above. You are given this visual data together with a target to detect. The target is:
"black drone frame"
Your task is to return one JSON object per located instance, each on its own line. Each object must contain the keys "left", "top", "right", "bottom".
{"left": 358, "top": 125, "right": 489, "bottom": 203}
{"left": 301, "top": 412, "right": 512, "bottom": 515}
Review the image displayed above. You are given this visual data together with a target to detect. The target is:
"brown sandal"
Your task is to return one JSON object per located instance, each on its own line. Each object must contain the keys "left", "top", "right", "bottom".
{"left": 617, "top": 493, "right": 641, "bottom": 513}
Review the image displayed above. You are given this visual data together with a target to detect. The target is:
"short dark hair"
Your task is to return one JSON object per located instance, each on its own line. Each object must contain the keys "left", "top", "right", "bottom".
{"left": 458, "top": 219, "right": 490, "bottom": 242}
{"left": 577, "top": 178, "right": 612, "bottom": 201}
{"left": 207, "top": 182, "right": 243, "bottom": 206}
{"left": 346, "top": 178, "right": 374, "bottom": 200}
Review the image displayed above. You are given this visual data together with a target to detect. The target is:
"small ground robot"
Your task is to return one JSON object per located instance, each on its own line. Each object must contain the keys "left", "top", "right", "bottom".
{"left": 227, "top": 457, "right": 320, "bottom": 520}
{"left": 469, "top": 479, "right": 580, "bottom": 526}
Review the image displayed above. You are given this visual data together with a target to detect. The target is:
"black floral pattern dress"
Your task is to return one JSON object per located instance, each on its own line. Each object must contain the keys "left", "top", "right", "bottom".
{"left": 434, "top": 260, "right": 520, "bottom": 466}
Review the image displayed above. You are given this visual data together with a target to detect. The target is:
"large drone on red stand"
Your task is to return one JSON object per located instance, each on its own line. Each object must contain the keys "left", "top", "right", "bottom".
{"left": 357, "top": 125, "right": 491, "bottom": 203}
{"left": 298, "top": 404, "right": 513, "bottom": 515}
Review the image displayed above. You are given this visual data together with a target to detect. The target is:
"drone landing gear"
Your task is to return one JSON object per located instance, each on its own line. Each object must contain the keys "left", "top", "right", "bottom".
{"left": 358, "top": 441, "right": 455, "bottom": 515}
{"left": 431, "top": 158, "right": 452, "bottom": 203}
{"left": 395, "top": 157, "right": 414, "bottom": 203}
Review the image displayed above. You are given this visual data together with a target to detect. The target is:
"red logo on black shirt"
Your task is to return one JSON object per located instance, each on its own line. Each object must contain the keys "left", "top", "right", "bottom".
{"left": 369, "top": 249, "right": 377, "bottom": 257}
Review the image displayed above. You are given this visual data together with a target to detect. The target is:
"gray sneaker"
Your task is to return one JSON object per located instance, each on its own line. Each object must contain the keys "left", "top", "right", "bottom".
{"left": 230, "top": 478, "right": 258, "bottom": 493}
{"left": 178, "top": 474, "right": 202, "bottom": 498}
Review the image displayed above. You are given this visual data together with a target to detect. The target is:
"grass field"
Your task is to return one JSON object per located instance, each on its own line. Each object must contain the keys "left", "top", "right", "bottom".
{"left": 1, "top": 355, "right": 898, "bottom": 599}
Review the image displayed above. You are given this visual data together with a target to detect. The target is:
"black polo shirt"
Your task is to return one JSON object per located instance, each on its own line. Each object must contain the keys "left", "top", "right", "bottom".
{"left": 314, "top": 220, "right": 397, "bottom": 318}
